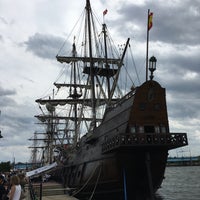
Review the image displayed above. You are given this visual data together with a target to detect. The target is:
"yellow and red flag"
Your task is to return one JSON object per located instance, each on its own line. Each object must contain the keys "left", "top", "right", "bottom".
{"left": 103, "top": 9, "right": 108, "bottom": 16}
{"left": 148, "top": 12, "right": 153, "bottom": 30}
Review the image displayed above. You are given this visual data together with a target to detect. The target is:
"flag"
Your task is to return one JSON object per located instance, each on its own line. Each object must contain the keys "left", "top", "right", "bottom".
{"left": 103, "top": 9, "right": 108, "bottom": 16}
{"left": 148, "top": 12, "right": 153, "bottom": 30}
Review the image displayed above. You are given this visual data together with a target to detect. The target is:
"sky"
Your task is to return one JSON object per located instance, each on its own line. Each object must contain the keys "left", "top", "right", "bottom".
{"left": 0, "top": 0, "right": 200, "bottom": 163}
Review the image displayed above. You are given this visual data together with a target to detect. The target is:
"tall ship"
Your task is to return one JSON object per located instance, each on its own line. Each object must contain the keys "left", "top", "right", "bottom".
{"left": 34, "top": 0, "right": 188, "bottom": 199}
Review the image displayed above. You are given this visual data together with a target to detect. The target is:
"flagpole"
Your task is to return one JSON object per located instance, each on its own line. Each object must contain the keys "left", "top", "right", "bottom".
{"left": 146, "top": 9, "right": 150, "bottom": 82}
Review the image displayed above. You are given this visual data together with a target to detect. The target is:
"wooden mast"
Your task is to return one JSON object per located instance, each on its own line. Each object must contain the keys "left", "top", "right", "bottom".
{"left": 71, "top": 42, "right": 79, "bottom": 146}
{"left": 86, "top": 0, "right": 96, "bottom": 127}
{"left": 109, "top": 38, "right": 130, "bottom": 103}
{"left": 102, "top": 23, "right": 111, "bottom": 99}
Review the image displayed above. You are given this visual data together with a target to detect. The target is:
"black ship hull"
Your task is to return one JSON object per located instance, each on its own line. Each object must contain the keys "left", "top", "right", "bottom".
{"left": 62, "top": 149, "right": 168, "bottom": 200}
{"left": 56, "top": 81, "right": 187, "bottom": 200}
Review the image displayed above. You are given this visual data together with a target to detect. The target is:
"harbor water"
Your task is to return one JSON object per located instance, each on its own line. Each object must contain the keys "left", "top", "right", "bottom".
{"left": 26, "top": 166, "right": 199, "bottom": 200}
{"left": 156, "top": 166, "right": 200, "bottom": 200}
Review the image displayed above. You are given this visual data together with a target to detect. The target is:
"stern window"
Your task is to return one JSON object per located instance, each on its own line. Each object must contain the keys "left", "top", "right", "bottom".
{"left": 139, "top": 126, "right": 144, "bottom": 133}
{"left": 161, "top": 126, "right": 167, "bottom": 133}
{"left": 155, "top": 126, "right": 160, "bottom": 133}
{"left": 130, "top": 126, "right": 136, "bottom": 134}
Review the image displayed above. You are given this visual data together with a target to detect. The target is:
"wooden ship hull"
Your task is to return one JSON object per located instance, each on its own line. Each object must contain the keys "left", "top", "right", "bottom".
{"left": 57, "top": 80, "right": 187, "bottom": 199}
{"left": 34, "top": 1, "right": 188, "bottom": 199}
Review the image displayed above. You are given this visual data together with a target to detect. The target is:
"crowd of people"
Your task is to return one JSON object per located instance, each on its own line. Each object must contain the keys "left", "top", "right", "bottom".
{"left": 0, "top": 172, "right": 26, "bottom": 200}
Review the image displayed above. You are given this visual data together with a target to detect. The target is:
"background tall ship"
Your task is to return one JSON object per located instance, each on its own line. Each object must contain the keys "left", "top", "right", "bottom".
{"left": 30, "top": 0, "right": 188, "bottom": 199}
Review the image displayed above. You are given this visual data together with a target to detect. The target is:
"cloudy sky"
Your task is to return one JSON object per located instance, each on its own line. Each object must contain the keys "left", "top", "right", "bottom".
{"left": 0, "top": 0, "right": 199, "bottom": 163}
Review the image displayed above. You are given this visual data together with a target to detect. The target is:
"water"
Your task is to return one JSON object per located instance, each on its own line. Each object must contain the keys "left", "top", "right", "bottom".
{"left": 156, "top": 166, "right": 200, "bottom": 200}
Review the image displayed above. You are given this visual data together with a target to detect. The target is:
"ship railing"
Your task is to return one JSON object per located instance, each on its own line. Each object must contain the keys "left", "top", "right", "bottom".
{"left": 108, "top": 89, "right": 136, "bottom": 110}
{"left": 102, "top": 133, "right": 188, "bottom": 154}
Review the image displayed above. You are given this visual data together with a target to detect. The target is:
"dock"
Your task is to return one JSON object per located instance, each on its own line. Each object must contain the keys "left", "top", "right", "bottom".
{"left": 42, "top": 195, "right": 77, "bottom": 200}
{"left": 25, "top": 181, "right": 78, "bottom": 200}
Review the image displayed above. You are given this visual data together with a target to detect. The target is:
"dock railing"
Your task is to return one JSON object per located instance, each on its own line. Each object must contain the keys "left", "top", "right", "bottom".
{"left": 28, "top": 179, "right": 39, "bottom": 200}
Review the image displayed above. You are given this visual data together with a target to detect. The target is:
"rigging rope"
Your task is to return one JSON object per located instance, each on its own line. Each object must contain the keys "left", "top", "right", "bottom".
{"left": 57, "top": 9, "right": 85, "bottom": 55}
{"left": 88, "top": 164, "right": 102, "bottom": 200}
{"left": 129, "top": 43, "right": 141, "bottom": 85}
{"left": 71, "top": 163, "right": 100, "bottom": 197}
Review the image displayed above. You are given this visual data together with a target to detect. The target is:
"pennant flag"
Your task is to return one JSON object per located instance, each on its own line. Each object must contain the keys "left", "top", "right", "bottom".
{"left": 148, "top": 12, "right": 153, "bottom": 30}
{"left": 103, "top": 9, "right": 108, "bottom": 16}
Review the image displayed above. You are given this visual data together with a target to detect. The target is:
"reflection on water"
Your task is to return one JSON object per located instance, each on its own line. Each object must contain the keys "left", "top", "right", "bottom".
{"left": 155, "top": 193, "right": 164, "bottom": 200}
{"left": 80, "top": 166, "right": 200, "bottom": 200}
{"left": 156, "top": 166, "right": 200, "bottom": 200}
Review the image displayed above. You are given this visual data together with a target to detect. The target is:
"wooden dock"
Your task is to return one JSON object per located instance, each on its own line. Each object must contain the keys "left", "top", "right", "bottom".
{"left": 25, "top": 181, "right": 78, "bottom": 200}
{"left": 25, "top": 193, "right": 77, "bottom": 200}
{"left": 42, "top": 195, "right": 78, "bottom": 200}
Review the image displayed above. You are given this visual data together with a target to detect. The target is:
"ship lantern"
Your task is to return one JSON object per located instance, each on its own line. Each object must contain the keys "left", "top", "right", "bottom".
{"left": 149, "top": 56, "right": 157, "bottom": 80}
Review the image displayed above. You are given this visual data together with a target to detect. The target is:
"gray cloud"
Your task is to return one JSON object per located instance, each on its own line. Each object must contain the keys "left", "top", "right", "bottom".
{"left": 0, "top": 16, "right": 8, "bottom": 25}
{"left": 0, "top": 35, "right": 3, "bottom": 42}
{"left": 0, "top": 0, "right": 200, "bottom": 162}
{"left": 24, "top": 33, "right": 65, "bottom": 59}
{"left": 0, "top": 86, "right": 16, "bottom": 96}
{"left": 1, "top": 116, "right": 34, "bottom": 148}
{"left": 0, "top": 86, "right": 16, "bottom": 107}
{"left": 112, "top": 1, "right": 200, "bottom": 158}
{"left": 0, "top": 96, "right": 16, "bottom": 107}
{"left": 168, "top": 98, "right": 200, "bottom": 120}
{"left": 112, "top": 0, "right": 200, "bottom": 46}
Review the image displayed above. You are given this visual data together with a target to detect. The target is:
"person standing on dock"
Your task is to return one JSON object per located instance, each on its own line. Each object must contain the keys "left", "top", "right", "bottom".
{"left": 8, "top": 175, "right": 21, "bottom": 200}
{"left": 0, "top": 175, "right": 7, "bottom": 200}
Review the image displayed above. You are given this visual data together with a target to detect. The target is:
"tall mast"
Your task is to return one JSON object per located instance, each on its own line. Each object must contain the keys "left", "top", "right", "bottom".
{"left": 86, "top": 0, "right": 96, "bottom": 127}
{"left": 71, "top": 42, "right": 79, "bottom": 146}
{"left": 109, "top": 38, "right": 130, "bottom": 102}
{"left": 46, "top": 100, "right": 55, "bottom": 164}
{"left": 32, "top": 132, "right": 38, "bottom": 164}
{"left": 102, "top": 23, "right": 111, "bottom": 98}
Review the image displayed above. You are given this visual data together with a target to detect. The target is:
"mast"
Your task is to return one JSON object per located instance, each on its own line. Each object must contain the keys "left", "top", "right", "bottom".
{"left": 31, "top": 132, "right": 38, "bottom": 165}
{"left": 86, "top": 0, "right": 96, "bottom": 127}
{"left": 102, "top": 23, "right": 111, "bottom": 98}
{"left": 36, "top": 0, "right": 123, "bottom": 150}
{"left": 71, "top": 41, "right": 79, "bottom": 146}
{"left": 46, "top": 100, "right": 55, "bottom": 164}
{"left": 109, "top": 38, "right": 130, "bottom": 102}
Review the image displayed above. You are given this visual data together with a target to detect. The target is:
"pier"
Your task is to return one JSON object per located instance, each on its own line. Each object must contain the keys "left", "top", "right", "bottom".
{"left": 42, "top": 196, "right": 77, "bottom": 200}
{"left": 25, "top": 181, "right": 78, "bottom": 200}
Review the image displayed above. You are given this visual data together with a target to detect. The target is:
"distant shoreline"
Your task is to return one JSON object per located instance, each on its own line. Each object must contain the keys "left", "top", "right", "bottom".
{"left": 167, "top": 156, "right": 200, "bottom": 166}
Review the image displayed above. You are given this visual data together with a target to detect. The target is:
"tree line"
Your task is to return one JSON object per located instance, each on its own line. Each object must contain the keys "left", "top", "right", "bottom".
{"left": 0, "top": 161, "right": 11, "bottom": 172}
